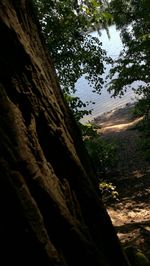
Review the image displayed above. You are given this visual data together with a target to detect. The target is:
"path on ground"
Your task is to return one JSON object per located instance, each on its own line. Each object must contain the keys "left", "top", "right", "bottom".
{"left": 93, "top": 104, "right": 150, "bottom": 259}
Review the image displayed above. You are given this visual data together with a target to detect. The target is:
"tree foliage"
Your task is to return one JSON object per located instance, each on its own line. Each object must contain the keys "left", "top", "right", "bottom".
{"left": 34, "top": 0, "right": 112, "bottom": 119}
{"left": 107, "top": 0, "right": 150, "bottom": 101}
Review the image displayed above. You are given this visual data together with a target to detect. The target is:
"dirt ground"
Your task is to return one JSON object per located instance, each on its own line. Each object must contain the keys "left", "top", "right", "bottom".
{"left": 93, "top": 103, "right": 150, "bottom": 259}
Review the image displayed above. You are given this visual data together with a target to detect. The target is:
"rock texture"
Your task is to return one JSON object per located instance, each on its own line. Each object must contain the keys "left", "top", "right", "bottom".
{"left": 0, "top": 1, "right": 129, "bottom": 265}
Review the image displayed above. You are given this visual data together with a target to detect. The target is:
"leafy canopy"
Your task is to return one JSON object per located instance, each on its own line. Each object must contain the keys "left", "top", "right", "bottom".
{"left": 34, "top": 0, "right": 112, "bottom": 119}
{"left": 106, "top": 0, "right": 150, "bottom": 100}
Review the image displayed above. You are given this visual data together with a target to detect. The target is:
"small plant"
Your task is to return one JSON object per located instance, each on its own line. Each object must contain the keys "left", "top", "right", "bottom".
{"left": 80, "top": 123, "right": 98, "bottom": 138}
{"left": 99, "top": 182, "right": 119, "bottom": 202}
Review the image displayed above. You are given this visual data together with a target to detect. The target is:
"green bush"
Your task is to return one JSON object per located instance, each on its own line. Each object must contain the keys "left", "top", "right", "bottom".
{"left": 140, "top": 135, "right": 150, "bottom": 161}
{"left": 136, "top": 118, "right": 150, "bottom": 161}
{"left": 80, "top": 123, "right": 98, "bottom": 138}
{"left": 84, "top": 136, "right": 117, "bottom": 175}
{"left": 132, "top": 98, "right": 150, "bottom": 161}
{"left": 81, "top": 123, "right": 118, "bottom": 202}
{"left": 133, "top": 90, "right": 150, "bottom": 120}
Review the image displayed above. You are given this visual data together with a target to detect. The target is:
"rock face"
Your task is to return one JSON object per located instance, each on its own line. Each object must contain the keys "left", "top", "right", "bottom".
{"left": 0, "top": 1, "right": 129, "bottom": 265}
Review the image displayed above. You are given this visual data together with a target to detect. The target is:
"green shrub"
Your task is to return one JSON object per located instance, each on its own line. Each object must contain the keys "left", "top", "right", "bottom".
{"left": 81, "top": 123, "right": 118, "bottom": 202}
{"left": 137, "top": 118, "right": 150, "bottom": 161}
{"left": 80, "top": 123, "right": 98, "bottom": 138}
{"left": 140, "top": 136, "right": 150, "bottom": 161}
{"left": 133, "top": 92, "right": 150, "bottom": 119}
{"left": 84, "top": 136, "right": 117, "bottom": 175}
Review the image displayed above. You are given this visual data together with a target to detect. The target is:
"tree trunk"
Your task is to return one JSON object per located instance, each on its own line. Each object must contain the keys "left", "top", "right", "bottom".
{"left": 0, "top": 1, "right": 129, "bottom": 265}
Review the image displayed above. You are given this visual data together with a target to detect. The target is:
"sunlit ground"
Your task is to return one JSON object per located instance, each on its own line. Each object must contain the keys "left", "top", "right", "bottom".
{"left": 99, "top": 116, "right": 144, "bottom": 133}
